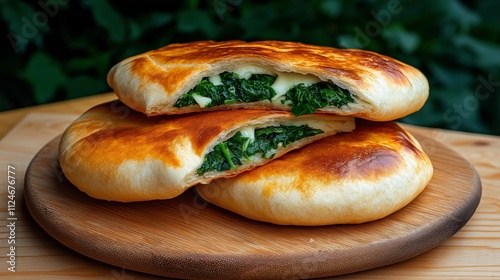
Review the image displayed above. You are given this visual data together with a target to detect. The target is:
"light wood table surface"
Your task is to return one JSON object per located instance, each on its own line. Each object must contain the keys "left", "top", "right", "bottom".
{"left": 0, "top": 93, "right": 499, "bottom": 279}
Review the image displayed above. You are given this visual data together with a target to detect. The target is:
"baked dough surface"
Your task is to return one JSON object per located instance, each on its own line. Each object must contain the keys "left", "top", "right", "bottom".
{"left": 107, "top": 40, "right": 429, "bottom": 121}
{"left": 58, "top": 100, "right": 354, "bottom": 202}
{"left": 196, "top": 120, "right": 433, "bottom": 225}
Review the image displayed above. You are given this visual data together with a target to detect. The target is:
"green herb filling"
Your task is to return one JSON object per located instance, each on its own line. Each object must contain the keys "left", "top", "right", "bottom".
{"left": 197, "top": 125, "right": 324, "bottom": 174}
{"left": 173, "top": 72, "right": 354, "bottom": 116}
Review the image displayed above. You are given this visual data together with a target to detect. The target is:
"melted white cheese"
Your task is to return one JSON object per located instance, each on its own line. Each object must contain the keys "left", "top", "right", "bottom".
{"left": 231, "top": 117, "right": 355, "bottom": 164}
{"left": 233, "top": 65, "right": 273, "bottom": 79}
{"left": 239, "top": 126, "right": 255, "bottom": 142}
{"left": 271, "top": 72, "right": 321, "bottom": 100}
{"left": 204, "top": 66, "right": 324, "bottom": 106}
{"left": 192, "top": 93, "right": 212, "bottom": 108}
{"left": 264, "top": 148, "right": 277, "bottom": 159}
{"left": 231, "top": 66, "right": 323, "bottom": 101}
{"left": 208, "top": 74, "right": 223, "bottom": 85}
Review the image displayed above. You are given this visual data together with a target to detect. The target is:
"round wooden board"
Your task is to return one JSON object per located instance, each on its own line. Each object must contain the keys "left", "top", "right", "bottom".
{"left": 24, "top": 131, "right": 481, "bottom": 280}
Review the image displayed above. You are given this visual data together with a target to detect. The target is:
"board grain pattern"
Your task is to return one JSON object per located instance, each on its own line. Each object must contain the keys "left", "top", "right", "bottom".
{"left": 23, "top": 129, "right": 481, "bottom": 280}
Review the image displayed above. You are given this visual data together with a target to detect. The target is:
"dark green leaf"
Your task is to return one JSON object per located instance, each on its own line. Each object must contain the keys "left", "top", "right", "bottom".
{"left": 197, "top": 125, "right": 323, "bottom": 174}
{"left": 83, "top": 0, "right": 126, "bottom": 43}
{"left": 23, "top": 52, "right": 66, "bottom": 104}
{"left": 284, "top": 83, "right": 353, "bottom": 116}
{"left": 65, "top": 53, "right": 111, "bottom": 72}
{"left": 320, "top": 0, "right": 342, "bottom": 18}
{"left": 2, "top": 1, "right": 40, "bottom": 53}
{"left": 64, "top": 75, "right": 107, "bottom": 99}
{"left": 174, "top": 72, "right": 277, "bottom": 108}
{"left": 382, "top": 25, "right": 421, "bottom": 54}
{"left": 174, "top": 72, "right": 353, "bottom": 116}
{"left": 453, "top": 34, "right": 500, "bottom": 69}
{"left": 176, "top": 9, "right": 218, "bottom": 38}
{"left": 446, "top": 0, "right": 481, "bottom": 32}
{"left": 130, "top": 12, "right": 173, "bottom": 41}
{"left": 428, "top": 62, "right": 474, "bottom": 88}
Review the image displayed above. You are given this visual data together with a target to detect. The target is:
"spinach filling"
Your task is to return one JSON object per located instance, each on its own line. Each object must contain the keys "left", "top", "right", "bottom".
{"left": 197, "top": 125, "right": 324, "bottom": 174}
{"left": 173, "top": 72, "right": 354, "bottom": 116}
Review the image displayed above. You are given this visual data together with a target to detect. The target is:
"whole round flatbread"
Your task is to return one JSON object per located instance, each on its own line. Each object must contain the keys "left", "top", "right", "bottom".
{"left": 196, "top": 120, "right": 433, "bottom": 226}
{"left": 107, "top": 40, "right": 429, "bottom": 121}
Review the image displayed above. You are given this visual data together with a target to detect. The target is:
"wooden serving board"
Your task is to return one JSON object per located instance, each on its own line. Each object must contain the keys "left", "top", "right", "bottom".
{"left": 24, "top": 132, "right": 481, "bottom": 280}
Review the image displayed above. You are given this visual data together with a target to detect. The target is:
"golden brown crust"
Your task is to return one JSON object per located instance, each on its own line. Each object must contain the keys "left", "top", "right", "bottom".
{"left": 196, "top": 120, "right": 433, "bottom": 226}
{"left": 58, "top": 100, "right": 355, "bottom": 202}
{"left": 107, "top": 40, "right": 429, "bottom": 121}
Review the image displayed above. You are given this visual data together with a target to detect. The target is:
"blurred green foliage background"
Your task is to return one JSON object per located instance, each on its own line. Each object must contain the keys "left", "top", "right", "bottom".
{"left": 1, "top": 0, "right": 499, "bottom": 135}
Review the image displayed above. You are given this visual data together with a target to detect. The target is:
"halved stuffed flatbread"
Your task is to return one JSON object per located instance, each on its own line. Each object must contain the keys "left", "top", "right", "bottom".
{"left": 58, "top": 100, "right": 355, "bottom": 202}
{"left": 107, "top": 40, "right": 428, "bottom": 120}
{"left": 196, "top": 120, "right": 433, "bottom": 226}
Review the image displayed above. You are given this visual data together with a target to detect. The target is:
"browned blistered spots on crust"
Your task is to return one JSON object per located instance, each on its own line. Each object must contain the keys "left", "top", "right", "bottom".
{"left": 80, "top": 125, "right": 185, "bottom": 168}
{"left": 128, "top": 56, "right": 208, "bottom": 97}
{"left": 237, "top": 120, "right": 425, "bottom": 198}
{"left": 69, "top": 101, "right": 292, "bottom": 167}
{"left": 343, "top": 49, "right": 409, "bottom": 85}
{"left": 128, "top": 56, "right": 155, "bottom": 91}
{"left": 124, "top": 40, "right": 412, "bottom": 90}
